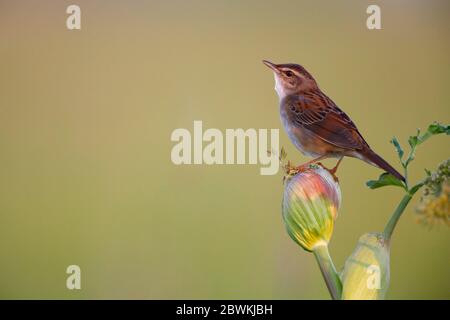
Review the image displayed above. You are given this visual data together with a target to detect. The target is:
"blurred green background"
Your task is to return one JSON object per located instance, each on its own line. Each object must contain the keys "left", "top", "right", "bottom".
{"left": 0, "top": 0, "right": 449, "bottom": 299}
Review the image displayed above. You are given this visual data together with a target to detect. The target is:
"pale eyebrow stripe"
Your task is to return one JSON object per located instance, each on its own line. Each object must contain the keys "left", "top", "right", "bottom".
{"left": 279, "top": 68, "right": 302, "bottom": 77}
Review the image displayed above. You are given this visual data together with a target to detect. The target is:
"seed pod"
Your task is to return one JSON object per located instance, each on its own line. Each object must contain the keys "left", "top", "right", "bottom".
{"left": 341, "top": 233, "right": 390, "bottom": 300}
{"left": 282, "top": 167, "right": 341, "bottom": 252}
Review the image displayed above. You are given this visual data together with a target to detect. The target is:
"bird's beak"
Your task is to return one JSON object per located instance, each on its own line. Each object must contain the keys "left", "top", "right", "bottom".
{"left": 262, "top": 60, "right": 280, "bottom": 74}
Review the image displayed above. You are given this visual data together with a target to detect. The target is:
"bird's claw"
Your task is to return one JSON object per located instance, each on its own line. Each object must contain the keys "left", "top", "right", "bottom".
{"left": 283, "top": 161, "right": 339, "bottom": 183}
{"left": 316, "top": 162, "right": 339, "bottom": 182}
{"left": 283, "top": 162, "right": 316, "bottom": 182}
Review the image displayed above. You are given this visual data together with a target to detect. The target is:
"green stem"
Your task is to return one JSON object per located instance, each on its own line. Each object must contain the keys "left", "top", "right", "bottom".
{"left": 312, "top": 244, "right": 342, "bottom": 300}
{"left": 383, "top": 193, "right": 412, "bottom": 241}
{"left": 403, "top": 165, "right": 409, "bottom": 190}
{"left": 383, "top": 183, "right": 423, "bottom": 241}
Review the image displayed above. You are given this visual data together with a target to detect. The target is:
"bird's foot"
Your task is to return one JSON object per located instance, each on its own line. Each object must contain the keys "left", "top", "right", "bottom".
{"left": 282, "top": 161, "right": 299, "bottom": 183}
{"left": 284, "top": 161, "right": 308, "bottom": 175}
{"left": 283, "top": 160, "right": 340, "bottom": 183}
{"left": 316, "top": 162, "right": 339, "bottom": 182}
{"left": 283, "top": 161, "right": 318, "bottom": 183}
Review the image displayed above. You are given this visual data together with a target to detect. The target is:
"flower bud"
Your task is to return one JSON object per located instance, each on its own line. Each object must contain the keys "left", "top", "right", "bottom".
{"left": 282, "top": 167, "right": 341, "bottom": 252}
{"left": 341, "top": 233, "right": 390, "bottom": 300}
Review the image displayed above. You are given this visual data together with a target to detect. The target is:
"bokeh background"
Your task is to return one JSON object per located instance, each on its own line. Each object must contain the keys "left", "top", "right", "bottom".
{"left": 0, "top": 0, "right": 449, "bottom": 299}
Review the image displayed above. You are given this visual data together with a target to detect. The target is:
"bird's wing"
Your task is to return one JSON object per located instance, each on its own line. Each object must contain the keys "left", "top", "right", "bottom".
{"left": 285, "top": 91, "right": 369, "bottom": 151}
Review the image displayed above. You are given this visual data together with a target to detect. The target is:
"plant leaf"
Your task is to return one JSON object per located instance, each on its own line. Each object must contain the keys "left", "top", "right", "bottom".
{"left": 366, "top": 172, "right": 405, "bottom": 189}
{"left": 390, "top": 137, "right": 404, "bottom": 161}
{"left": 408, "top": 129, "right": 420, "bottom": 149}
{"left": 404, "top": 123, "right": 449, "bottom": 168}
{"left": 412, "top": 122, "right": 449, "bottom": 147}
{"left": 409, "top": 182, "right": 424, "bottom": 195}
{"left": 427, "top": 122, "right": 450, "bottom": 135}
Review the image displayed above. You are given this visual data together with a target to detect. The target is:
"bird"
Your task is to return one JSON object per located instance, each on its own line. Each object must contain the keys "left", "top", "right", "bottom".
{"left": 262, "top": 60, "right": 405, "bottom": 181}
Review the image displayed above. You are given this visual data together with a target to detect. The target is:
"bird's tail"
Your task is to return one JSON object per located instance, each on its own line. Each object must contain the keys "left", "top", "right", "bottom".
{"left": 362, "top": 149, "right": 405, "bottom": 182}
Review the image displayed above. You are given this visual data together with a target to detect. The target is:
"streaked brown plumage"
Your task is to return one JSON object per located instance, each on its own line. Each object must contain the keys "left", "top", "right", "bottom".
{"left": 263, "top": 60, "right": 405, "bottom": 181}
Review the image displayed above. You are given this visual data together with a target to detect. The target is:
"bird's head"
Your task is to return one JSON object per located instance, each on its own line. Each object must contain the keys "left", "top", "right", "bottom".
{"left": 262, "top": 60, "right": 318, "bottom": 99}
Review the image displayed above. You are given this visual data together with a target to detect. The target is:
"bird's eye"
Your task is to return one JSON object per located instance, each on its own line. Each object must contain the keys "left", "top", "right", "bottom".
{"left": 285, "top": 71, "right": 294, "bottom": 77}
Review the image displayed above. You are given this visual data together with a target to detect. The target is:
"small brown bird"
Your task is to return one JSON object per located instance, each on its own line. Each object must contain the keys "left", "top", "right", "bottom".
{"left": 263, "top": 60, "right": 405, "bottom": 181}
